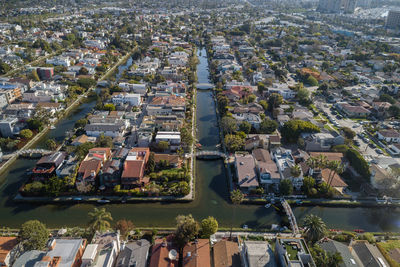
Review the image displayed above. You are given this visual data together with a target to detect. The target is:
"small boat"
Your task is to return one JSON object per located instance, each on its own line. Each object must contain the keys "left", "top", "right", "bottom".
{"left": 196, "top": 143, "right": 202, "bottom": 149}
{"left": 97, "top": 199, "right": 110, "bottom": 204}
{"left": 50, "top": 126, "right": 56, "bottom": 130}
{"left": 264, "top": 204, "right": 271, "bottom": 209}
{"left": 73, "top": 197, "right": 82, "bottom": 201}
{"left": 354, "top": 229, "right": 365, "bottom": 233}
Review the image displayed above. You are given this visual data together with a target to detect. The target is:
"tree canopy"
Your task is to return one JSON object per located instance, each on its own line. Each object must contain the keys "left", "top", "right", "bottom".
{"left": 281, "top": 120, "right": 320, "bottom": 143}
{"left": 19, "top": 220, "right": 49, "bottom": 250}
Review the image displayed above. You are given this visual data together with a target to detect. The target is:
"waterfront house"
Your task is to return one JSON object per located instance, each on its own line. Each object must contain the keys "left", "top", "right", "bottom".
{"left": 32, "top": 152, "right": 67, "bottom": 181}
{"left": 319, "top": 239, "right": 358, "bottom": 267}
{"left": 99, "top": 159, "right": 122, "bottom": 188}
{"left": 182, "top": 239, "right": 211, "bottom": 267}
{"left": 275, "top": 237, "right": 314, "bottom": 267}
{"left": 0, "top": 237, "right": 19, "bottom": 267}
{"left": 77, "top": 159, "right": 102, "bottom": 188}
{"left": 154, "top": 153, "right": 181, "bottom": 168}
{"left": 76, "top": 148, "right": 111, "bottom": 188}
{"left": 121, "top": 148, "right": 150, "bottom": 189}
{"left": 272, "top": 148, "right": 303, "bottom": 190}
{"left": 41, "top": 238, "right": 86, "bottom": 267}
{"left": 12, "top": 251, "right": 46, "bottom": 267}
{"left": 213, "top": 240, "right": 241, "bottom": 267}
{"left": 149, "top": 235, "right": 178, "bottom": 267}
{"left": 308, "top": 152, "right": 348, "bottom": 193}
{"left": 243, "top": 241, "right": 276, "bottom": 267}
{"left": 350, "top": 240, "right": 389, "bottom": 267}
{"left": 115, "top": 239, "right": 150, "bottom": 267}
{"left": 234, "top": 154, "right": 259, "bottom": 193}
{"left": 252, "top": 149, "right": 280, "bottom": 191}
{"left": 81, "top": 232, "right": 120, "bottom": 267}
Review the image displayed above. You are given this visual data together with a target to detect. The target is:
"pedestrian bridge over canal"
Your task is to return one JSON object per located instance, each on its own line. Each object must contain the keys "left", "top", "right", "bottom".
{"left": 195, "top": 150, "right": 227, "bottom": 159}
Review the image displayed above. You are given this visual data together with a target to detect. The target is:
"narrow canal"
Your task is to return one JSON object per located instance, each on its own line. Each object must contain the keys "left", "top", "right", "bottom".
{"left": 0, "top": 48, "right": 398, "bottom": 232}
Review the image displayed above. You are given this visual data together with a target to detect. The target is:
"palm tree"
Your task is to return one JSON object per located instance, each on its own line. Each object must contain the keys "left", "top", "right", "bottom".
{"left": 327, "top": 161, "right": 345, "bottom": 188}
{"left": 302, "top": 214, "right": 327, "bottom": 243}
{"left": 306, "top": 156, "right": 319, "bottom": 171}
{"left": 316, "top": 154, "right": 328, "bottom": 170}
{"left": 230, "top": 189, "right": 244, "bottom": 239}
{"left": 290, "top": 164, "right": 302, "bottom": 178}
{"left": 88, "top": 208, "right": 113, "bottom": 232}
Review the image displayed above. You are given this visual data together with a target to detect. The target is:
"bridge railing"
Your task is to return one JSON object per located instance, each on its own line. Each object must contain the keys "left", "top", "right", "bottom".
{"left": 195, "top": 150, "right": 227, "bottom": 158}
{"left": 281, "top": 199, "right": 299, "bottom": 235}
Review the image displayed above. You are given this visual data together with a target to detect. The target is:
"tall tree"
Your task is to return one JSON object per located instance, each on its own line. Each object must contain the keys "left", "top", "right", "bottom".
{"left": 302, "top": 214, "right": 327, "bottom": 243}
{"left": 88, "top": 208, "right": 113, "bottom": 232}
{"left": 279, "top": 179, "right": 293, "bottom": 195}
{"left": 327, "top": 161, "right": 345, "bottom": 188}
{"left": 290, "top": 164, "right": 302, "bottom": 178}
{"left": 201, "top": 216, "right": 218, "bottom": 238}
{"left": 19, "top": 220, "right": 49, "bottom": 250}
{"left": 174, "top": 214, "right": 199, "bottom": 251}
{"left": 146, "top": 152, "right": 155, "bottom": 173}
{"left": 115, "top": 219, "right": 134, "bottom": 240}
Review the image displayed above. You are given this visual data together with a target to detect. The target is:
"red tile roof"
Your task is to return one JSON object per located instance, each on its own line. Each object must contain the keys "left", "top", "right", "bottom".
{"left": 0, "top": 237, "right": 18, "bottom": 264}
{"left": 213, "top": 240, "right": 241, "bottom": 267}
{"left": 149, "top": 236, "right": 178, "bottom": 267}
{"left": 121, "top": 161, "right": 145, "bottom": 182}
{"left": 78, "top": 159, "right": 102, "bottom": 180}
{"left": 182, "top": 239, "right": 211, "bottom": 267}
{"left": 321, "top": 169, "right": 348, "bottom": 188}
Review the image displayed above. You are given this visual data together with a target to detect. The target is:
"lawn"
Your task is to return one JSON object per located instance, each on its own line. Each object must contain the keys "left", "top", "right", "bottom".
{"left": 284, "top": 243, "right": 299, "bottom": 261}
{"left": 377, "top": 240, "right": 400, "bottom": 267}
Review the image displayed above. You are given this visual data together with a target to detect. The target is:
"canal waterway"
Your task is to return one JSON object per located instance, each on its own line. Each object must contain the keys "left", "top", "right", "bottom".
{"left": 0, "top": 48, "right": 399, "bottom": 232}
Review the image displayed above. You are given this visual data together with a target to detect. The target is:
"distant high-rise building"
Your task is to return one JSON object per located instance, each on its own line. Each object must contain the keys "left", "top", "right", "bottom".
{"left": 356, "top": 0, "right": 371, "bottom": 8}
{"left": 317, "top": 0, "right": 342, "bottom": 13}
{"left": 386, "top": 10, "right": 400, "bottom": 29}
{"left": 343, "top": 0, "right": 357, "bottom": 13}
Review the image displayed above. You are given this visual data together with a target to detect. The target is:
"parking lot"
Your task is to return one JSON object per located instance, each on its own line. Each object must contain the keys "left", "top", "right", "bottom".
{"left": 315, "top": 101, "right": 384, "bottom": 159}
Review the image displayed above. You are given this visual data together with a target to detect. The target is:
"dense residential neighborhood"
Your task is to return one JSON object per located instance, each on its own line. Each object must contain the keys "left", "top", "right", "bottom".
{"left": 0, "top": 0, "right": 400, "bottom": 266}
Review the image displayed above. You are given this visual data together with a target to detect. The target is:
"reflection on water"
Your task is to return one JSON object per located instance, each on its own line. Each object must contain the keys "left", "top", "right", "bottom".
{"left": 0, "top": 48, "right": 398, "bottom": 231}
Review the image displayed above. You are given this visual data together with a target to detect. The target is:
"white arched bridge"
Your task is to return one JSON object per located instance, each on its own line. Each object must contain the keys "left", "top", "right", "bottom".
{"left": 195, "top": 150, "right": 227, "bottom": 159}
{"left": 281, "top": 198, "right": 300, "bottom": 235}
{"left": 196, "top": 83, "right": 214, "bottom": 90}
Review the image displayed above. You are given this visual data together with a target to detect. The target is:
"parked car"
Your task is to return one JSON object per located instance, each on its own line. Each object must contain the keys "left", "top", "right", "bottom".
{"left": 369, "top": 143, "right": 376, "bottom": 148}
{"left": 375, "top": 149, "right": 383, "bottom": 155}
{"left": 354, "top": 140, "right": 360, "bottom": 146}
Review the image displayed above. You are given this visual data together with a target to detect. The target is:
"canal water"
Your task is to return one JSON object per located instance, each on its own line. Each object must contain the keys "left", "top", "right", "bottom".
{"left": 0, "top": 48, "right": 399, "bottom": 232}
